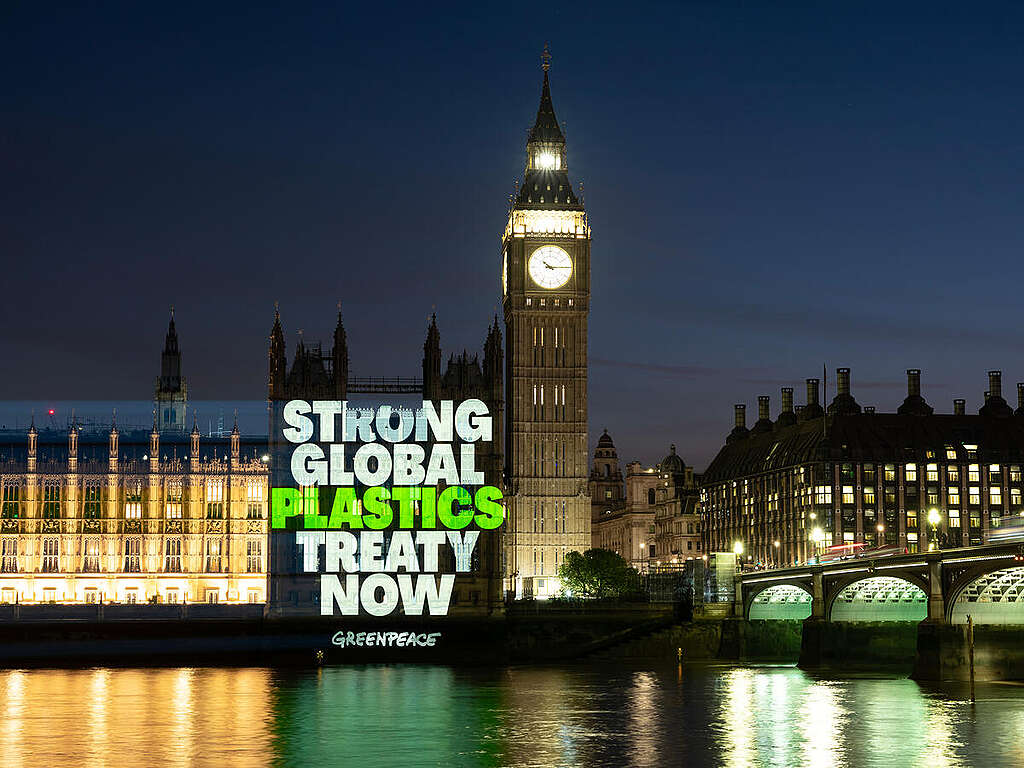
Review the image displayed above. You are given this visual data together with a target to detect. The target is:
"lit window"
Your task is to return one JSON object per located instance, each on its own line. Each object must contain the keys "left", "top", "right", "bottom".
{"left": 42, "top": 484, "right": 61, "bottom": 519}
{"left": 247, "top": 539, "right": 262, "bottom": 573}
{"left": 82, "top": 537, "right": 101, "bottom": 572}
{"left": 904, "top": 464, "right": 917, "bottom": 482}
{"left": 164, "top": 539, "right": 182, "bottom": 572}
{"left": 42, "top": 537, "right": 59, "bottom": 572}
{"left": 206, "top": 539, "right": 222, "bottom": 573}
{"left": 0, "top": 539, "right": 17, "bottom": 573}
{"left": 124, "top": 537, "right": 141, "bottom": 572}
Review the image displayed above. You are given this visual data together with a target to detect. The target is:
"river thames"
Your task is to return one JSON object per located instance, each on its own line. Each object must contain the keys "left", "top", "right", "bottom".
{"left": 1, "top": 662, "right": 1022, "bottom": 767}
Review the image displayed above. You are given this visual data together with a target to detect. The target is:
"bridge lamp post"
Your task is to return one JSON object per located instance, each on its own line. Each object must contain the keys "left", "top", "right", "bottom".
{"left": 876, "top": 523, "right": 885, "bottom": 546}
{"left": 927, "top": 508, "right": 942, "bottom": 551}
{"left": 811, "top": 527, "right": 825, "bottom": 563}
{"left": 773, "top": 540, "right": 780, "bottom": 568}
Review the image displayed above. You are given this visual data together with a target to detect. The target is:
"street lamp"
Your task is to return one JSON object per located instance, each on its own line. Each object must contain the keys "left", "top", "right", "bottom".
{"left": 773, "top": 540, "right": 780, "bottom": 569}
{"left": 876, "top": 523, "right": 885, "bottom": 547}
{"left": 732, "top": 540, "right": 744, "bottom": 556}
{"left": 811, "top": 527, "right": 825, "bottom": 562}
{"left": 927, "top": 508, "right": 941, "bottom": 551}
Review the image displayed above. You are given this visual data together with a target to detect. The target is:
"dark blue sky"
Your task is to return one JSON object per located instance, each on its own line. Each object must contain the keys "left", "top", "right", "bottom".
{"left": 3, "top": 2, "right": 1024, "bottom": 469}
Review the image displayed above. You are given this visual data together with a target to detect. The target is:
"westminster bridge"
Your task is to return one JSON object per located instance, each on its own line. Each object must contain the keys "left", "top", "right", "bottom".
{"left": 731, "top": 542, "right": 1024, "bottom": 680}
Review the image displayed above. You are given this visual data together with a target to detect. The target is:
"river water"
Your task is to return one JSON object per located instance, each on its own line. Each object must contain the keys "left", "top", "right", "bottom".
{"left": 1, "top": 662, "right": 1021, "bottom": 767}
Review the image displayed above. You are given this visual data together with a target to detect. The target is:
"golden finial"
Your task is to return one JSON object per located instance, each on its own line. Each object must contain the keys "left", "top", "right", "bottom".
{"left": 542, "top": 42, "right": 551, "bottom": 72}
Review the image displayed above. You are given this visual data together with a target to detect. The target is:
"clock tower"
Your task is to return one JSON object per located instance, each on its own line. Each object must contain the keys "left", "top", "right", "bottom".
{"left": 502, "top": 48, "right": 591, "bottom": 598}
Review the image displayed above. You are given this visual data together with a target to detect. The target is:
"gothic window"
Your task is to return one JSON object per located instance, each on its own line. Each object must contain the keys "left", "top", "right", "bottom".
{"left": 164, "top": 539, "right": 182, "bottom": 572}
{"left": 42, "top": 483, "right": 61, "bottom": 519}
{"left": 247, "top": 481, "right": 264, "bottom": 519}
{"left": 648, "top": 489, "right": 656, "bottom": 505}
{"left": 0, "top": 538, "right": 17, "bottom": 573}
{"left": 246, "top": 539, "right": 262, "bottom": 573}
{"left": 41, "top": 537, "right": 59, "bottom": 572}
{"left": 166, "top": 479, "right": 183, "bottom": 519}
{"left": 206, "top": 539, "right": 222, "bottom": 572}
{"left": 83, "top": 484, "right": 102, "bottom": 519}
{"left": 1, "top": 484, "right": 21, "bottom": 519}
{"left": 124, "top": 537, "right": 141, "bottom": 572}
{"left": 206, "top": 479, "right": 225, "bottom": 519}
{"left": 124, "top": 480, "right": 143, "bottom": 519}
{"left": 82, "top": 537, "right": 101, "bottom": 572}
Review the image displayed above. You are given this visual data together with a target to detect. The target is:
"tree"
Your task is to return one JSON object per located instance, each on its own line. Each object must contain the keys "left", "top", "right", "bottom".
{"left": 557, "top": 548, "right": 637, "bottom": 599}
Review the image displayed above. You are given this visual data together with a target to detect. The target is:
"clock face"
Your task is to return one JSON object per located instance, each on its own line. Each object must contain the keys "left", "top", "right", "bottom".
{"left": 502, "top": 251, "right": 508, "bottom": 294}
{"left": 528, "top": 245, "right": 572, "bottom": 289}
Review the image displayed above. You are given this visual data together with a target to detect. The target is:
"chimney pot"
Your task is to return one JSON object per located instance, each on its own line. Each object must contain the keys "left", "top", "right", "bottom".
{"left": 864, "top": 406, "right": 875, "bottom": 414}
{"left": 734, "top": 404, "right": 746, "bottom": 429}
{"left": 907, "top": 369, "right": 921, "bottom": 397}
{"left": 758, "top": 396, "right": 770, "bottom": 421}
{"left": 1018, "top": 383, "right": 1024, "bottom": 410}
{"left": 837, "top": 367, "right": 851, "bottom": 396}
{"left": 954, "top": 399, "right": 966, "bottom": 416}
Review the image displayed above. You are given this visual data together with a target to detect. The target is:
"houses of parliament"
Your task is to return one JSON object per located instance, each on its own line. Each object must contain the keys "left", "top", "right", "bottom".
{"left": 0, "top": 53, "right": 592, "bottom": 607}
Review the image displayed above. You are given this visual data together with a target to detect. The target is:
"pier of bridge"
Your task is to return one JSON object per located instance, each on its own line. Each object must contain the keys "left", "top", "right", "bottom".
{"left": 731, "top": 543, "right": 1024, "bottom": 680}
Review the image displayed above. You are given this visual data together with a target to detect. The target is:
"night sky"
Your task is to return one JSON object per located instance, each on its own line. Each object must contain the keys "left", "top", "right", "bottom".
{"left": 3, "top": 2, "right": 1024, "bottom": 469}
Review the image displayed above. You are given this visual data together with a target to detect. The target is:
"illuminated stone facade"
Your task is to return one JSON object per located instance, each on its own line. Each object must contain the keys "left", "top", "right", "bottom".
{"left": 503, "top": 54, "right": 591, "bottom": 598}
{"left": 589, "top": 432, "right": 701, "bottom": 569}
{"left": 0, "top": 317, "right": 268, "bottom": 605}
{"left": 701, "top": 369, "right": 1024, "bottom": 567}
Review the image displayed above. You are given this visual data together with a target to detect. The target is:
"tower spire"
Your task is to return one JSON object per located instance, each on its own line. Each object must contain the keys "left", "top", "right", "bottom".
{"left": 541, "top": 42, "right": 551, "bottom": 72}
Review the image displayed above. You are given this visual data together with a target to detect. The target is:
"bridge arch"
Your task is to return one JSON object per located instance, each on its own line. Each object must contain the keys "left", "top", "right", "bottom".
{"left": 949, "top": 566, "right": 1024, "bottom": 625}
{"left": 747, "top": 583, "right": 813, "bottom": 620}
{"left": 827, "top": 575, "right": 927, "bottom": 622}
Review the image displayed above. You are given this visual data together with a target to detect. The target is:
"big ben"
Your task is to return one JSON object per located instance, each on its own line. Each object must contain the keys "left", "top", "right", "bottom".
{"left": 503, "top": 48, "right": 590, "bottom": 598}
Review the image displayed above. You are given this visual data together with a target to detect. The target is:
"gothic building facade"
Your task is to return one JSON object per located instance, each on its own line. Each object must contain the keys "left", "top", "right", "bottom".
{"left": 0, "top": 316, "right": 268, "bottom": 605}
{"left": 502, "top": 51, "right": 591, "bottom": 598}
{"left": 266, "top": 307, "right": 505, "bottom": 615}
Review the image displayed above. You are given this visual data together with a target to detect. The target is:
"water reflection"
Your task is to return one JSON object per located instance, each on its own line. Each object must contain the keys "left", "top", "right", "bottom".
{"left": 0, "top": 663, "right": 1022, "bottom": 767}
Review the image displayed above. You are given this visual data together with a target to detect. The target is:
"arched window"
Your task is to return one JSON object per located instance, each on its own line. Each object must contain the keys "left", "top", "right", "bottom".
{"left": 603, "top": 464, "right": 610, "bottom": 478}
{"left": 648, "top": 489, "right": 656, "bottom": 505}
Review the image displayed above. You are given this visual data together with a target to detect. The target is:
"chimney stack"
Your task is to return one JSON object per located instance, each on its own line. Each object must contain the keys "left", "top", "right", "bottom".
{"left": 775, "top": 387, "right": 797, "bottom": 429}
{"left": 864, "top": 406, "right": 876, "bottom": 414}
{"left": 837, "top": 367, "right": 851, "bottom": 396}
{"left": 1018, "top": 383, "right": 1024, "bottom": 413}
{"left": 989, "top": 371, "right": 1003, "bottom": 399}
{"left": 752, "top": 396, "right": 773, "bottom": 434}
{"left": 898, "top": 368, "right": 933, "bottom": 416}
{"left": 828, "top": 367, "right": 861, "bottom": 415}
{"left": 907, "top": 369, "right": 921, "bottom": 397}
{"left": 727, "top": 403, "right": 749, "bottom": 443}
{"left": 807, "top": 378, "right": 820, "bottom": 407}
{"left": 954, "top": 399, "right": 966, "bottom": 416}
{"left": 781, "top": 387, "right": 794, "bottom": 413}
